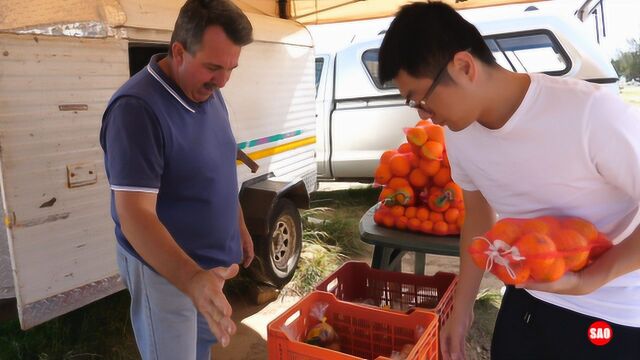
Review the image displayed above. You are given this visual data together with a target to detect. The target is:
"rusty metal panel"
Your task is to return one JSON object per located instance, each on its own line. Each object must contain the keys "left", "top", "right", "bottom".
{"left": 0, "top": 33, "right": 129, "bottom": 328}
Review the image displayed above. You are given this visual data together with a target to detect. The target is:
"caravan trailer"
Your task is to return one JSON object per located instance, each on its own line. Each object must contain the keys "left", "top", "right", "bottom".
{"left": 0, "top": 0, "right": 316, "bottom": 329}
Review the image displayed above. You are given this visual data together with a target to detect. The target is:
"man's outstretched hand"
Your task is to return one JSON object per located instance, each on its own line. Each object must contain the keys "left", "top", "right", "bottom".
{"left": 187, "top": 264, "right": 240, "bottom": 347}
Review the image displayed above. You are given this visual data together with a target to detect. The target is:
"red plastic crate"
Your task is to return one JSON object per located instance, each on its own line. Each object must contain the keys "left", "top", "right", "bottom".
{"left": 267, "top": 291, "right": 439, "bottom": 360}
{"left": 315, "top": 261, "right": 458, "bottom": 329}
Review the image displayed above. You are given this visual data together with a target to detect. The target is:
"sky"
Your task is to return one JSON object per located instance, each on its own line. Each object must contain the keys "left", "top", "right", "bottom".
{"left": 308, "top": 0, "right": 640, "bottom": 59}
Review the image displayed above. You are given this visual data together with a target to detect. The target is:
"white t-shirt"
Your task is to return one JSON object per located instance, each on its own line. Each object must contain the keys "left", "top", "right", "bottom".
{"left": 445, "top": 73, "right": 640, "bottom": 327}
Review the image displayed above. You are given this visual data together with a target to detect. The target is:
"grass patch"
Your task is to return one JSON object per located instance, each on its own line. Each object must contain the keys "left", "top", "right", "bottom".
{"left": 287, "top": 186, "right": 380, "bottom": 295}
{"left": 621, "top": 85, "right": 640, "bottom": 107}
{"left": 0, "top": 291, "right": 137, "bottom": 359}
{"left": 288, "top": 238, "right": 346, "bottom": 296}
{"left": 308, "top": 186, "right": 379, "bottom": 257}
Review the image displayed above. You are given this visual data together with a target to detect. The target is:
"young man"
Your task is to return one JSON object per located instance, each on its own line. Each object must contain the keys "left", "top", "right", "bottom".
{"left": 379, "top": 2, "right": 640, "bottom": 359}
{"left": 100, "top": 0, "right": 254, "bottom": 358}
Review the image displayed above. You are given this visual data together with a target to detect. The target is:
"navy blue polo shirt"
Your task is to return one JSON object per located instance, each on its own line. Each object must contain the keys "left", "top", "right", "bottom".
{"left": 100, "top": 54, "right": 241, "bottom": 269}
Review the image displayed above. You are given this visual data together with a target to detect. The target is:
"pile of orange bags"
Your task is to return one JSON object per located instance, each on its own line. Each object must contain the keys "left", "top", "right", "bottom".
{"left": 469, "top": 216, "right": 613, "bottom": 284}
{"left": 373, "top": 120, "right": 465, "bottom": 236}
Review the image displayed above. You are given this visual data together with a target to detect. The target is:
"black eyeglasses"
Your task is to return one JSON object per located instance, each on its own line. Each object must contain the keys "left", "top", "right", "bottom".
{"left": 406, "top": 48, "right": 470, "bottom": 110}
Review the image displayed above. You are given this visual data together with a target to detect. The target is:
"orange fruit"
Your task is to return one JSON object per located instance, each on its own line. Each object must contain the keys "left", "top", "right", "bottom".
{"left": 394, "top": 187, "right": 415, "bottom": 206}
{"left": 405, "top": 206, "right": 418, "bottom": 219}
{"left": 395, "top": 216, "right": 409, "bottom": 230}
{"left": 486, "top": 218, "right": 523, "bottom": 245}
{"left": 407, "top": 152, "right": 420, "bottom": 168}
{"left": 389, "top": 154, "right": 411, "bottom": 177}
{"left": 492, "top": 260, "right": 530, "bottom": 285}
{"left": 444, "top": 208, "right": 460, "bottom": 224}
{"left": 425, "top": 124, "right": 445, "bottom": 144}
{"left": 449, "top": 224, "right": 459, "bottom": 233}
{"left": 534, "top": 257, "right": 566, "bottom": 282}
{"left": 429, "top": 211, "right": 444, "bottom": 223}
{"left": 388, "top": 177, "right": 410, "bottom": 190}
{"left": 378, "top": 187, "right": 395, "bottom": 204}
{"left": 521, "top": 219, "right": 552, "bottom": 236}
{"left": 420, "top": 141, "right": 444, "bottom": 160}
{"left": 420, "top": 220, "right": 434, "bottom": 233}
{"left": 552, "top": 229, "right": 589, "bottom": 271}
{"left": 415, "top": 119, "right": 431, "bottom": 127}
{"left": 409, "top": 169, "right": 428, "bottom": 188}
{"left": 382, "top": 215, "right": 395, "bottom": 228}
{"left": 406, "top": 127, "right": 428, "bottom": 146}
{"left": 373, "top": 209, "right": 385, "bottom": 225}
{"left": 397, "top": 142, "right": 413, "bottom": 154}
{"left": 433, "top": 167, "right": 451, "bottom": 187}
{"left": 433, "top": 221, "right": 449, "bottom": 235}
{"left": 416, "top": 207, "right": 430, "bottom": 221}
{"left": 443, "top": 182, "right": 463, "bottom": 203}
{"left": 419, "top": 159, "right": 441, "bottom": 177}
{"left": 390, "top": 205, "right": 405, "bottom": 218}
{"left": 408, "top": 218, "right": 422, "bottom": 232}
{"left": 589, "top": 233, "right": 612, "bottom": 261}
{"left": 374, "top": 164, "right": 392, "bottom": 185}
{"left": 537, "top": 216, "right": 561, "bottom": 232}
{"left": 469, "top": 237, "right": 490, "bottom": 269}
{"left": 562, "top": 217, "right": 598, "bottom": 242}
{"left": 513, "top": 233, "right": 557, "bottom": 280}
{"left": 380, "top": 150, "right": 397, "bottom": 164}
{"left": 428, "top": 191, "right": 450, "bottom": 213}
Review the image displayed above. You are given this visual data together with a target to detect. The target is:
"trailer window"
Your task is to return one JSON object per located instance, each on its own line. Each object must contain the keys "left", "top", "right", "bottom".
{"left": 484, "top": 31, "right": 570, "bottom": 75}
{"left": 362, "top": 49, "right": 397, "bottom": 90}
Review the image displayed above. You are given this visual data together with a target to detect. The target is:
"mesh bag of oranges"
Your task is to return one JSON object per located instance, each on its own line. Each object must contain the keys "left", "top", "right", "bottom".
{"left": 468, "top": 216, "right": 613, "bottom": 284}
{"left": 373, "top": 120, "right": 464, "bottom": 236}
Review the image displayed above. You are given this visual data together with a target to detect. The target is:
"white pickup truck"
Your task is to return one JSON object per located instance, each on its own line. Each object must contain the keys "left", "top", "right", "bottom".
{"left": 314, "top": 2, "right": 618, "bottom": 181}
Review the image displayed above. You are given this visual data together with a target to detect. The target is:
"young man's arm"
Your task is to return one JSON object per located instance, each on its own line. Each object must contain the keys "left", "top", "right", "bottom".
{"left": 238, "top": 202, "right": 254, "bottom": 268}
{"left": 115, "top": 191, "right": 238, "bottom": 347}
{"left": 441, "top": 190, "right": 497, "bottom": 360}
{"left": 522, "top": 92, "right": 640, "bottom": 295}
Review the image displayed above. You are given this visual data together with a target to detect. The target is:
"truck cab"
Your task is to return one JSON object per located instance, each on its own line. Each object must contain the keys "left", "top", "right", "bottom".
{"left": 314, "top": 3, "right": 618, "bottom": 180}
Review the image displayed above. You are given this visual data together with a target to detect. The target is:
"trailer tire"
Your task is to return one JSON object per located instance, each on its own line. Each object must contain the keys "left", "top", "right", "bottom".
{"left": 249, "top": 199, "right": 302, "bottom": 288}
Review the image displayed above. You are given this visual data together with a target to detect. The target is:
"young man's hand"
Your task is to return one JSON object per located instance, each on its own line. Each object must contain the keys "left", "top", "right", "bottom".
{"left": 518, "top": 266, "right": 600, "bottom": 295}
{"left": 440, "top": 308, "right": 474, "bottom": 360}
{"left": 186, "top": 264, "right": 239, "bottom": 347}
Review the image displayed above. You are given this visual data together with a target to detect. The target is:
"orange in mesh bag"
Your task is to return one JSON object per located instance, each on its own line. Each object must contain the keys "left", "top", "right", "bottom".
{"left": 373, "top": 120, "right": 465, "bottom": 236}
{"left": 469, "top": 217, "right": 613, "bottom": 284}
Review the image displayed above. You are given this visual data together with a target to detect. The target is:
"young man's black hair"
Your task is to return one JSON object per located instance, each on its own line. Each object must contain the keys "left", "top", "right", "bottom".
{"left": 378, "top": 1, "right": 496, "bottom": 85}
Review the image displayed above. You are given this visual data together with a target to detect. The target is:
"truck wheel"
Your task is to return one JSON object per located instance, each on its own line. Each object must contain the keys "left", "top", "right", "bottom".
{"left": 250, "top": 199, "right": 302, "bottom": 288}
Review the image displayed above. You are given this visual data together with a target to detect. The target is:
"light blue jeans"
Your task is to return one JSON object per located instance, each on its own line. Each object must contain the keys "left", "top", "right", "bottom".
{"left": 117, "top": 244, "right": 217, "bottom": 360}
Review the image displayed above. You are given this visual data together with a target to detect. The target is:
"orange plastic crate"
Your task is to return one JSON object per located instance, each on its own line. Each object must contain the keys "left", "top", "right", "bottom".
{"left": 315, "top": 261, "right": 458, "bottom": 329}
{"left": 267, "top": 291, "right": 439, "bottom": 360}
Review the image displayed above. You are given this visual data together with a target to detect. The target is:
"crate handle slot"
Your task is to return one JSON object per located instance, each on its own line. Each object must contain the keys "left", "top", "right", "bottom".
{"left": 327, "top": 278, "right": 339, "bottom": 293}
{"left": 284, "top": 310, "right": 300, "bottom": 327}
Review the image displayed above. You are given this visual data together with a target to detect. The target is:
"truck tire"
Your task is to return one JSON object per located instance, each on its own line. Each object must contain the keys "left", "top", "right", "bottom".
{"left": 250, "top": 199, "right": 302, "bottom": 288}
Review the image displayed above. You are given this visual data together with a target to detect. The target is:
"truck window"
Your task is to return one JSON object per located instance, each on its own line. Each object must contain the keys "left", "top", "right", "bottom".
{"left": 361, "top": 30, "right": 570, "bottom": 90}
{"left": 484, "top": 31, "right": 570, "bottom": 75}
{"left": 315, "top": 57, "right": 324, "bottom": 95}
{"left": 362, "top": 49, "right": 397, "bottom": 90}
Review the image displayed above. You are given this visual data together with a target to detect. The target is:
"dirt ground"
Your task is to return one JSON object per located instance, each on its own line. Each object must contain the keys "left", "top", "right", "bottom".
{"left": 212, "top": 253, "right": 502, "bottom": 360}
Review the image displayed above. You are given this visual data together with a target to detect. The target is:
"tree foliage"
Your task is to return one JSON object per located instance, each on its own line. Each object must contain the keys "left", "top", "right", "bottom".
{"left": 613, "top": 39, "right": 640, "bottom": 81}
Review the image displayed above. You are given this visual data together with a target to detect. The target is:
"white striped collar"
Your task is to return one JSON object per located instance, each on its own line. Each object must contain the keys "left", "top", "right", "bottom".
{"left": 146, "top": 64, "right": 196, "bottom": 113}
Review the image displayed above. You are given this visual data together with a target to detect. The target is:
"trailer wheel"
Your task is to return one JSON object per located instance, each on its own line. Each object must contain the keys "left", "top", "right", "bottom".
{"left": 250, "top": 199, "right": 302, "bottom": 288}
